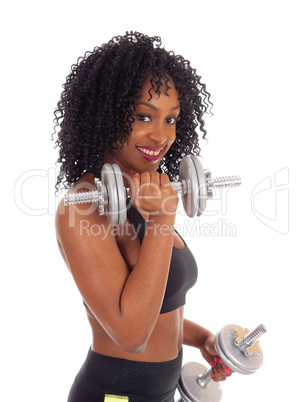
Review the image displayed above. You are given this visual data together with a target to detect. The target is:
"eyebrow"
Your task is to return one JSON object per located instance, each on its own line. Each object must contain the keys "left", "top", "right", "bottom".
{"left": 135, "top": 102, "right": 180, "bottom": 112}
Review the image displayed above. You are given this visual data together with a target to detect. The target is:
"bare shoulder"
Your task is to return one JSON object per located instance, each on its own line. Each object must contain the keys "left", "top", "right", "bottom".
{"left": 55, "top": 173, "right": 127, "bottom": 273}
{"left": 56, "top": 173, "right": 98, "bottom": 241}
{"left": 55, "top": 175, "right": 130, "bottom": 321}
{"left": 56, "top": 174, "right": 116, "bottom": 242}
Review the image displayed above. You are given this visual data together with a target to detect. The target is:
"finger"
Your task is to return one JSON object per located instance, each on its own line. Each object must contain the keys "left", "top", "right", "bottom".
{"left": 131, "top": 172, "right": 140, "bottom": 191}
{"left": 212, "top": 359, "right": 232, "bottom": 381}
{"left": 150, "top": 172, "right": 160, "bottom": 195}
{"left": 131, "top": 173, "right": 140, "bottom": 204}
{"left": 216, "top": 359, "right": 232, "bottom": 376}
{"left": 211, "top": 367, "right": 227, "bottom": 382}
{"left": 220, "top": 363, "right": 232, "bottom": 377}
{"left": 159, "top": 172, "right": 171, "bottom": 188}
{"left": 140, "top": 172, "right": 151, "bottom": 193}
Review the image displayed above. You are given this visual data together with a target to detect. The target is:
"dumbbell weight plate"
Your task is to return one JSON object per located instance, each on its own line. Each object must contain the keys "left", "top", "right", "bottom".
{"left": 101, "top": 164, "right": 120, "bottom": 225}
{"left": 178, "top": 362, "right": 222, "bottom": 402}
{"left": 214, "top": 324, "right": 264, "bottom": 375}
{"left": 179, "top": 157, "right": 199, "bottom": 217}
{"left": 191, "top": 155, "right": 207, "bottom": 216}
{"left": 111, "top": 163, "right": 127, "bottom": 225}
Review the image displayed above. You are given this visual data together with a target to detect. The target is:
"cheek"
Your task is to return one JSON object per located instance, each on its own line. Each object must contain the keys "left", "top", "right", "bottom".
{"left": 169, "top": 128, "right": 177, "bottom": 143}
{"left": 130, "top": 127, "right": 150, "bottom": 142}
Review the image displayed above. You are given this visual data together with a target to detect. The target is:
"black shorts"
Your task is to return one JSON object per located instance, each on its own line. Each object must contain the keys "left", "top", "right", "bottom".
{"left": 67, "top": 347, "right": 183, "bottom": 402}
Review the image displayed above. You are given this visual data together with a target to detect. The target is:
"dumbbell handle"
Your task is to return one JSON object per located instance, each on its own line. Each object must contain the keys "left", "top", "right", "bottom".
{"left": 197, "top": 324, "right": 267, "bottom": 389}
{"left": 125, "top": 181, "right": 185, "bottom": 200}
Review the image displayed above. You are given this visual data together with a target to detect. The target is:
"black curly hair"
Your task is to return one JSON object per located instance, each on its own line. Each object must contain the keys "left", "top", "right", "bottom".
{"left": 53, "top": 31, "right": 212, "bottom": 191}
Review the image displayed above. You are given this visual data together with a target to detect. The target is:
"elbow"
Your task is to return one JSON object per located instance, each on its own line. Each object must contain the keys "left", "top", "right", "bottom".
{"left": 122, "top": 342, "right": 147, "bottom": 354}
{"left": 116, "top": 331, "right": 149, "bottom": 354}
{"left": 120, "top": 337, "right": 148, "bottom": 354}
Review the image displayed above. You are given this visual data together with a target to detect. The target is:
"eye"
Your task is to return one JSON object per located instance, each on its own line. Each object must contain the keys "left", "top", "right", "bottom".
{"left": 134, "top": 114, "right": 151, "bottom": 122}
{"left": 166, "top": 116, "right": 180, "bottom": 125}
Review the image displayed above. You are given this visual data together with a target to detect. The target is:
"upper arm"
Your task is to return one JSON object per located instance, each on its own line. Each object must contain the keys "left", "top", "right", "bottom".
{"left": 55, "top": 197, "right": 130, "bottom": 339}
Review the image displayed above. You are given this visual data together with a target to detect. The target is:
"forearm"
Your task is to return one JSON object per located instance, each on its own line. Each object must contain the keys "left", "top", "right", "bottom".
{"left": 119, "top": 216, "right": 176, "bottom": 345}
{"left": 183, "top": 319, "right": 212, "bottom": 349}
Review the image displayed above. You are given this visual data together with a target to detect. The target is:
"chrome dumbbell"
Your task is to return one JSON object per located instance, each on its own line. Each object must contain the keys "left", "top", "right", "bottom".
{"left": 177, "top": 324, "right": 267, "bottom": 402}
{"left": 64, "top": 156, "right": 241, "bottom": 225}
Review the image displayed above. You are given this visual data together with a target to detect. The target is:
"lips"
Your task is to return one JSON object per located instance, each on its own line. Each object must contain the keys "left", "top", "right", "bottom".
{"left": 136, "top": 146, "right": 164, "bottom": 162}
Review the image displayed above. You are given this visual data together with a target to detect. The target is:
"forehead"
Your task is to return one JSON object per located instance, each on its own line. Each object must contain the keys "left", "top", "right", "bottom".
{"left": 138, "top": 76, "right": 179, "bottom": 103}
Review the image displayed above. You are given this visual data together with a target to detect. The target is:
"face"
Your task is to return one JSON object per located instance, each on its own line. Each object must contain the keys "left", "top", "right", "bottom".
{"left": 111, "top": 78, "right": 180, "bottom": 176}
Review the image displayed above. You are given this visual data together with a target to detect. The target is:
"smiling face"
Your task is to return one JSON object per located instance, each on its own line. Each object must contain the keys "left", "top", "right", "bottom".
{"left": 110, "top": 78, "right": 180, "bottom": 176}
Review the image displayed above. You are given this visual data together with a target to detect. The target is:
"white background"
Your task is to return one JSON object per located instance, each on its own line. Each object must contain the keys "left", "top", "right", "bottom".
{"left": 2, "top": 0, "right": 301, "bottom": 401}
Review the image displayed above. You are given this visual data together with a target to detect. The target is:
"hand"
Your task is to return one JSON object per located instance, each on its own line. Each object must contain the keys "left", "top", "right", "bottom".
{"left": 131, "top": 172, "right": 178, "bottom": 218}
{"left": 200, "top": 332, "right": 233, "bottom": 382}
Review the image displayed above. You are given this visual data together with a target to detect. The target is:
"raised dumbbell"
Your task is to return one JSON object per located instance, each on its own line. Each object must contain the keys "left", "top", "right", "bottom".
{"left": 176, "top": 324, "right": 267, "bottom": 402}
{"left": 64, "top": 156, "right": 241, "bottom": 225}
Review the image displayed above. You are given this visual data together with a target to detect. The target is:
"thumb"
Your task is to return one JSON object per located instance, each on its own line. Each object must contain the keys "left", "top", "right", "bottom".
{"left": 205, "top": 336, "right": 217, "bottom": 357}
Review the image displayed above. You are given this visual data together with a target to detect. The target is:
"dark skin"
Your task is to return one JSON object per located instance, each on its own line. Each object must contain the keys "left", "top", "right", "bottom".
{"left": 55, "top": 78, "right": 231, "bottom": 382}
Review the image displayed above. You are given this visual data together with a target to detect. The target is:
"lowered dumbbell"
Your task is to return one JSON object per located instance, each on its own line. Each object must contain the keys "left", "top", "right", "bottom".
{"left": 176, "top": 324, "right": 267, "bottom": 402}
{"left": 64, "top": 156, "right": 241, "bottom": 225}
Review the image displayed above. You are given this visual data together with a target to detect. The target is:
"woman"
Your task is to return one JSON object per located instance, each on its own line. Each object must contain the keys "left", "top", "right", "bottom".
{"left": 54, "top": 32, "right": 231, "bottom": 401}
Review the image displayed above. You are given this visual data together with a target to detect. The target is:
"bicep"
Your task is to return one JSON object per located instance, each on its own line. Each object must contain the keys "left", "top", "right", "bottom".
{"left": 56, "top": 203, "right": 129, "bottom": 330}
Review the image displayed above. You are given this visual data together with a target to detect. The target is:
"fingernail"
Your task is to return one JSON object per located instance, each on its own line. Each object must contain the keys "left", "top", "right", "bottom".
{"left": 225, "top": 367, "right": 230, "bottom": 374}
{"left": 214, "top": 357, "right": 219, "bottom": 363}
{"left": 210, "top": 373, "right": 215, "bottom": 378}
{"left": 211, "top": 362, "right": 215, "bottom": 367}
{"left": 132, "top": 173, "right": 137, "bottom": 178}
{"left": 218, "top": 359, "right": 222, "bottom": 364}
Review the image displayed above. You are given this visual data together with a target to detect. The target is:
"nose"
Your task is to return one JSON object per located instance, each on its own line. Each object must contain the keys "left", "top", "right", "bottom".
{"left": 147, "top": 122, "right": 170, "bottom": 145}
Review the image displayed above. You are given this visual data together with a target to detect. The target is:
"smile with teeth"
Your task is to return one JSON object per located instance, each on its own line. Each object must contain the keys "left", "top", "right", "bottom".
{"left": 137, "top": 147, "right": 161, "bottom": 156}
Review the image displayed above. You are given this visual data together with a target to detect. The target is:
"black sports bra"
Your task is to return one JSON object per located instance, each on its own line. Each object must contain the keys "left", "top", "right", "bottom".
{"left": 83, "top": 203, "right": 198, "bottom": 314}
{"left": 127, "top": 203, "right": 198, "bottom": 314}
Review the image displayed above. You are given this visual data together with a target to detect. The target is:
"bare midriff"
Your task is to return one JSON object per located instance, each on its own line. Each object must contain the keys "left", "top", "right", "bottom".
{"left": 87, "top": 305, "right": 184, "bottom": 362}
